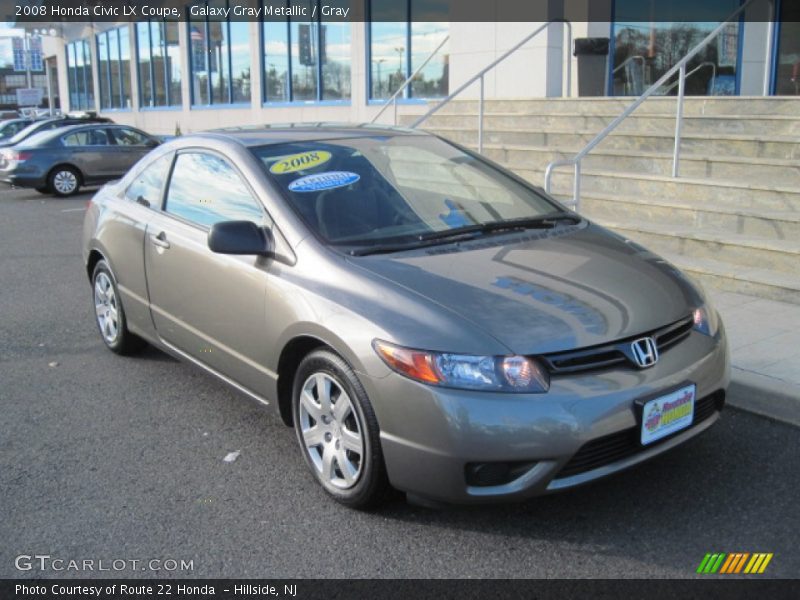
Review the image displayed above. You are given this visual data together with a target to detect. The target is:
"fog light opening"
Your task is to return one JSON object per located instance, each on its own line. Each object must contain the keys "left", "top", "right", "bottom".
{"left": 465, "top": 461, "right": 537, "bottom": 487}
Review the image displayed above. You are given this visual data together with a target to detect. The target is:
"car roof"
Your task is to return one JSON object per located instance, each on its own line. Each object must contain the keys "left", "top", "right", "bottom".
{"left": 19, "top": 123, "right": 146, "bottom": 147}
{"left": 196, "top": 123, "right": 426, "bottom": 148}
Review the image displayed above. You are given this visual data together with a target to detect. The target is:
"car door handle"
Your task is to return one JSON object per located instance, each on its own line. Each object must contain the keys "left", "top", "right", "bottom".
{"left": 149, "top": 231, "right": 170, "bottom": 249}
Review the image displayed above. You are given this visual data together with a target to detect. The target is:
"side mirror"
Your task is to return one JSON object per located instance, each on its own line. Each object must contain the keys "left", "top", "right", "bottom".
{"left": 208, "top": 221, "right": 274, "bottom": 256}
{"left": 146, "top": 138, "right": 160, "bottom": 148}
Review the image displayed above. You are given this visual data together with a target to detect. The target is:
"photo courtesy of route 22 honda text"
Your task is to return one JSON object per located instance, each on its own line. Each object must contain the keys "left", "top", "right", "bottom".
{"left": 83, "top": 125, "right": 729, "bottom": 508}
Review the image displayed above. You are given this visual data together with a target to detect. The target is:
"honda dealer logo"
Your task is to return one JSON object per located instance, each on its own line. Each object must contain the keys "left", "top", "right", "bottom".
{"left": 631, "top": 337, "right": 659, "bottom": 368}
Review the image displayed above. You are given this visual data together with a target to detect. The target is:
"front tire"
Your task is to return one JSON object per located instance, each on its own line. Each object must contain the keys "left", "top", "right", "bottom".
{"left": 292, "top": 349, "right": 391, "bottom": 509}
{"left": 48, "top": 166, "right": 80, "bottom": 197}
{"left": 92, "top": 259, "right": 146, "bottom": 355}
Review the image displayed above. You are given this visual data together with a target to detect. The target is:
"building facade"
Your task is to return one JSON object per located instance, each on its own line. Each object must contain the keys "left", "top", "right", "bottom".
{"left": 23, "top": 0, "right": 799, "bottom": 134}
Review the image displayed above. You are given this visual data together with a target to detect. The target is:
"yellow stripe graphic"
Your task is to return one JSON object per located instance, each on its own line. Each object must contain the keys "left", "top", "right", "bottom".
{"left": 748, "top": 553, "right": 766, "bottom": 573}
{"left": 744, "top": 554, "right": 759, "bottom": 574}
{"left": 758, "top": 553, "right": 773, "bottom": 574}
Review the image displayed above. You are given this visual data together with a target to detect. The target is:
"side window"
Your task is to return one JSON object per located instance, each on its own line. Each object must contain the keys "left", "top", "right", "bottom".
{"left": 124, "top": 153, "right": 173, "bottom": 208}
{"left": 111, "top": 128, "right": 150, "bottom": 146}
{"left": 62, "top": 129, "right": 109, "bottom": 146}
{"left": 165, "top": 152, "right": 264, "bottom": 228}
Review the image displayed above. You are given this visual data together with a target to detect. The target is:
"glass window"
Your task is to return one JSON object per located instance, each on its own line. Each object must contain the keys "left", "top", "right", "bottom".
{"left": 262, "top": 1, "right": 351, "bottom": 103}
{"left": 137, "top": 23, "right": 153, "bottom": 106}
{"left": 136, "top": 21, "right": 182, "bottom": 107}
{"left": 97, "top": 27, "right": 132, "bottom": 110}
{"left": 263, "top": 20, "right": 290, "bottom": 102}
{"left": 290, "top": 9, "right": 317, "bottom": 101}
{"left": 321, "top": 20, "right": 351, "bottom": 100}
{"left": 189, "top": 1, "right": 249, "bottom": 106}
{"left": 250, "top": 136, "right": 556, "bottom": 246}
{"left": 119, "top": 28, "right": 131, "bottom": 107}
{"left": 230, "top": 21, "right": 251, "bottom": 103}
{"left": 774, "top": 1, "right": 800, "bottom": 95}
{"left": 62, "top": 129, "right": 110, "bottom": 146}
{"left": 97, "top": 33, "right": 108, "bottom": 108}
{"left": 368, "top": 1, "right": 449, "bottom": 100}
{"left": 65, "top": 39, "right": 94, "bottom": 110}
{"left": 611, "top": 1, "right": 741, "bottom": 96}
{"left": 165, "top": 153, "right": 264, "bottom": 227}
{"left": 125, "top": 153, "right": 173, "bottom": 207}
{"left": 110, "top": 128, "right": 151, "bottom": 146}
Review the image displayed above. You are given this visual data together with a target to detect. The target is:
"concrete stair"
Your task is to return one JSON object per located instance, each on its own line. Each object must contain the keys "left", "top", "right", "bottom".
{"left": 400, "top": 97, "right": 800, "bottom": 304}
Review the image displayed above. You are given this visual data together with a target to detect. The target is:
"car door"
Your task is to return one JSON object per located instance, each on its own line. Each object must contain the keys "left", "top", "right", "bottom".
{"left": 98, "top": 152, "right": 175, "bottom": 340}
{"left": 107, "top": 127, "right": 158, "bottom": 176}
{"left": 61, "top": 128, "right": 113, "bottom": 182}
{"left": 144, "top": 150, "right": 273, "bottom": 397}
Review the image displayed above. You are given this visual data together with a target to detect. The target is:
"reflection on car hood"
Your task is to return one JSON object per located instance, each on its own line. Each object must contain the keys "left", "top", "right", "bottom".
{"left": 348, "top": 223, "right": 702, "bottom": 355}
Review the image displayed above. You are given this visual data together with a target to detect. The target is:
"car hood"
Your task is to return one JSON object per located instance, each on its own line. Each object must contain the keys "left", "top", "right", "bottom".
{"left": 347, "top": 222, "right": 703, "bottom": 355}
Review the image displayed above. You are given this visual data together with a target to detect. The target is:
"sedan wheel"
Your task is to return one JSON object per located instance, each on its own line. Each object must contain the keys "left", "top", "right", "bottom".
{"left": 292, "top": 349, "right": 391, "bottom": 508}
{"left": 94, "top": 272, "right": 120, "bottom": 345}
{"left": 299, "top": 372, "right": 364, "bottom": 489}
{"left": 91, "top": 260, "right": 146, "bottom": 355}
{"left": 49, "top": 167, "right": 80, "bottom": 197}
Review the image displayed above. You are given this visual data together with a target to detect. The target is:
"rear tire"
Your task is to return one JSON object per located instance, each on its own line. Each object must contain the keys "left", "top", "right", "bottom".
{"left": 292, "top": 349, "right": 392, "bottom": 509}
{"left": 48, "top": 166, "right": 80, "bottom": 197}
{"left": 91, "top": 259, "right": 146, "bottom": 355}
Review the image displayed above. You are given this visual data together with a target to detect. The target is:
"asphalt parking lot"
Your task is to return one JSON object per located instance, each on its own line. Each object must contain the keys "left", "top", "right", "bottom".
{"left": 1, "top": 187, "right": 798, "bottom": 579}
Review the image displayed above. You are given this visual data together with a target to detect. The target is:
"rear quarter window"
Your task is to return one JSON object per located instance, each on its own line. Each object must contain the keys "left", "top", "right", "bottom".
{"left": 124, "top": 153, "right": 173, "bottom": 208}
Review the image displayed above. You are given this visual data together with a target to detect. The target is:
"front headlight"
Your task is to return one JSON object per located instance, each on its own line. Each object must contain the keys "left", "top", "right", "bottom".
{"left": 373, "top": 340, "right": 550, "bottom": 393}
{"left": 692, "top": 304, "right": 720, "bottom": 337}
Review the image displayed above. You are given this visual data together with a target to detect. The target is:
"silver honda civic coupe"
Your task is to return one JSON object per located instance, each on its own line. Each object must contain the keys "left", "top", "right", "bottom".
{"left": 82, "top": 125, "right": 729, "bottom": 508}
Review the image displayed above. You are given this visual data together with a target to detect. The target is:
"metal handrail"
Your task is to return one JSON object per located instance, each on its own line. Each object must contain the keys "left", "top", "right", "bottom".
{"left": 612, "top": 55, "right": 645, "bottom": 75}
{"left": 661, "top": 61, "right": 717, "bottom": 95}
{"left": 369, "top": 34, "right": 450, "bottom": 126}
{"left": 545, "top": 0, "right": 758, "bottom": 210}
{"left": 410, "top": 20, "right": 573, "bottom": 153}
{"left": 612, "top": 55, "right": 645, "bottom": 95}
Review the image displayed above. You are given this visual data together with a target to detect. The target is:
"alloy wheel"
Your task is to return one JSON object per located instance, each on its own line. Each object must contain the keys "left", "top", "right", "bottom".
{"left": 94, "top": 272, "right": 119, "bottom": 344}
{"left": 298, "top": 372, "right": 364, "bottom": 490}
{"left": 53, "top": 170, "right": 78, "bottom": 195}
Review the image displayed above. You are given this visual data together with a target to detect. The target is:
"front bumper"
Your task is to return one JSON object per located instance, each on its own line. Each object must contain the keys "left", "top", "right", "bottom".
{"left": 361, "top": 325, "right": 729, "bottom": 504}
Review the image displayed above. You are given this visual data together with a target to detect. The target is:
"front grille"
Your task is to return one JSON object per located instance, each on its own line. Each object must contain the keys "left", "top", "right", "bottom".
{"left": 555, "top": 391, "right": 724, "bottom": 480}
{"left": 541, "top": 315, "right": 694, "bottom": 375}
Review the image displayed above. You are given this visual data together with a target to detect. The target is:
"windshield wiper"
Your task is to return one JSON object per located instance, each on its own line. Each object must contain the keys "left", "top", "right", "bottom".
{"left": 418, "top": 212, "right": 581, "bottom": 242}
{"left": 349, "top": 213, "right": 581, "bottom": 257}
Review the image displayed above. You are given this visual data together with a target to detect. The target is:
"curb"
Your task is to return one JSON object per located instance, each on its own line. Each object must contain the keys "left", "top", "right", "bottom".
{"left": 727, "top": 367, "right": 800, "bottom": 428}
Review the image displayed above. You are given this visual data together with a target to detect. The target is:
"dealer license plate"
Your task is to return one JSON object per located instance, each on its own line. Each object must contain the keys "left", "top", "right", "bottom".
{"left": 640, "top": 384, "right": 696, "bottom": 445}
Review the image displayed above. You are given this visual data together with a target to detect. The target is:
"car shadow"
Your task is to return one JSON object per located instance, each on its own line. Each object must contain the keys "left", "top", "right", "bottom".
{"left": 137, "top": 344, "right": 179, "bottom": 363}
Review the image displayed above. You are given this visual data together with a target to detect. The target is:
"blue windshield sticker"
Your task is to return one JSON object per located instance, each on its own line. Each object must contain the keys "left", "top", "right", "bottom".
{"left": 288, "top": 171, "right": 360, "bottom": 193}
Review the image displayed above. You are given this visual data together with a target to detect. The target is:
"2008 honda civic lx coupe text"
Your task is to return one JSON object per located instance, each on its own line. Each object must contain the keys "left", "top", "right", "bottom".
{"left": 82, "top": 125, "right": 729, "bottom": 508}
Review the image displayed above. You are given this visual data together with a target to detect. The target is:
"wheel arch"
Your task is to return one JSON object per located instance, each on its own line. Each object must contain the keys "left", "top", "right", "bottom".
{"left": 275, "top": 335, "right": 330, "bottom": 427}
{"left": 86, "top": 248, "right": 106, "bottom": 281}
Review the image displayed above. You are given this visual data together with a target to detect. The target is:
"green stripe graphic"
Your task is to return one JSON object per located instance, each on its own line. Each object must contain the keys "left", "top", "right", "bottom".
{"left": 710, "top": 553, "right": 727, "bottom": 573}
{"left": 697, "top": 554, "right": 712, "bottom": 573}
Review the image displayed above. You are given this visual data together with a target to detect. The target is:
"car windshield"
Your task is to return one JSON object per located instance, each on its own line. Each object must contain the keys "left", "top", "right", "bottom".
{"left": 250, "top": 134, "right": 559, "bottom": 248}
{"left": 6, "top": 121, "right": 51, "bottom": 145}
{"left": 0, "top": 120, "right": 26, "bottom": 140}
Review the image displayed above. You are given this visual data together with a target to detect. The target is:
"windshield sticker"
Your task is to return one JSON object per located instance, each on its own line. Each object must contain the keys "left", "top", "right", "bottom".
{"left": 288, "top": 171, "right": 360, "bottom": 193}
{"left": 269, "top": 150, "right": 332, "bottom": 174}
